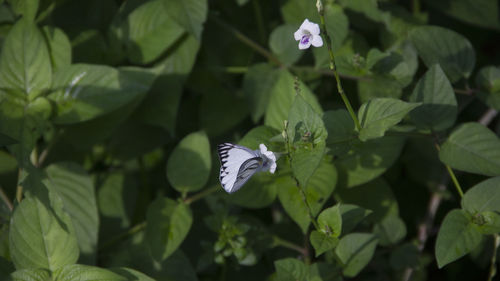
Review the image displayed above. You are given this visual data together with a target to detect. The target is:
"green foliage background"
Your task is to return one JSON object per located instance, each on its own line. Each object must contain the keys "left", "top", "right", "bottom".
{"left": 0, "top": 0, "right": 500, "bottom": 280}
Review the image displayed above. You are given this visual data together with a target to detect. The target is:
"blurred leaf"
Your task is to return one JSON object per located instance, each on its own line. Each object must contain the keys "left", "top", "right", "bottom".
{"left": 41, "top": 26, "right": 71, "bottom": 73}
{"left": 335, "top": 233, "right": 378, "bottom": 277}
{"left": 409, "top": 26, "right": 475, "bottom": 82}
{"left": 238, "top": 126, "right": 281, "bottom": 152}
{"left": 226, "top": 173, "right": 277, "bottom": 209}
{"left": 10, "top": 268, "right": 50, "bottom": 281}
{"left": 439, "top": 123, "right": 500, "bottom": 176}
{"left": 462, "top": 177, "right": 500, "bottom": 213}
{"left": 310, "top": 231, "right": 339, "bottom": 257}
{"left": 278, "top": 161, "right": 337, "bottom": 233}
{"left": 43, "top": 162, "right": 98, "bottom": 264}
{"left": 358, "top": 98, "right": 420, "bottom": 141}
{"left": 0, "top": 18, "right": 51, "bottom": 99}
{"left": 335, "top": 136, "right": 405, "bottom": 187}
{"left": 53, "top": 264, "right": 127, "bottom": 281}
{"left": 49, "top": 64, "right": 152, "bottom": 124}
{"left": 339, "top": 204, "right": 372, "bottom": 235}
{"left": 473, "top": 211, "right": 500, "bottom": 235}
{"left": 145, "top": 198, "right": 192, "bottom": 261}
{"left": 337, "top": 0, "right": 389, "bottom": 24}
{"left": 389, "top": 243, "right": 420, "bottom": 270}
{"left": 110, "top": 267, "right": 155, "bottom": 281}
{"left": 424, "top": 0, "right": 500, "bottom": 30}
{"left": 161, "top": 0, "right": 207, "bottom": 40}
{"left": 269, "top": 24, "right": 302, "bottom": 66}
{"left": 281, "top": 0, "right": 319, "bottom": 24}
{"left": 475, "top": 66, "right": 500, "bottom": 110}
{"left": 243, "top": 64, "right": 279, "bottom": 123}
{"left": 265, "top": 70, "right": 322, "bottom": 130}
{"left": 323, "top": 109, "right": 356, "bottom": 157}
{"left": 435, "top": 209, "right": 482, "bottom": 268}
{"left": 409, "top": 64, "right": 457, "bottom": 131}
{"left": 287, "top": 95, "right": 328, "bottom": 187}
{"left": 9, "top": 172, "right": 79, "bottom": 271}
{"left": 317, "top": 205, "right": 342, "bottom": 237}
{"left": 373, "top": 214, "right": 407, "bottom": 246}
{"left": 167, "top": 131, "right": 211, "bottom": 193}
{"left": 7, "top": 0, "right": 38, "bottom": 22}
{"left": 274, "top": 258, "right": 308, "bottom": 281}
{"left": 120, "top": 0, "right": 184, "bottom": 64}
{"left": 335, "top": 178, "right": 399, "bottom": 222}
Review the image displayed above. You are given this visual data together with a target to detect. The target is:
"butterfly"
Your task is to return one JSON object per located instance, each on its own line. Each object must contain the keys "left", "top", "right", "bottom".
{"left": 217, "top": 143, "right": 277, "bottom": 193}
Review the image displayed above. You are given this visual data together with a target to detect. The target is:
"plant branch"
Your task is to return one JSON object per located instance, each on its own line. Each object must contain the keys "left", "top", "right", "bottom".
{"left": 316, "top": 0, "right": 361, "bottom": 131}
{"left": 0, "top": 185, "right": 13, "bottom": 212}
{"left": 433, "top": 140, "right": 464, "bottom": 198}
{"left": 488, "top": 234, "right": 500, "bottom": 281}
{"left": 99, "top": 221, "right": 147, "bottom": 251}
{"left": 272, "top": 235, "right": 307, "bottom": 256}
{"left": 184, "top": 185, "right": 220, "bottom": 205}
{"left": 479, "top": 108, "right": 498, "bottom": 126}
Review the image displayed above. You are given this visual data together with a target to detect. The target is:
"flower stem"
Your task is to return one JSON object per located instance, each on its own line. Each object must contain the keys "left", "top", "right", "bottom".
{"left": 433, "top": 140, "right": 464, "bottom": 198}
{"left": 184, "top": 185, "right": 220, "bottom": 205}
{"left": 316, "top": 1, "right": 361, "bottom": 131}
{"left": 272, "top": 235, "right": 306, "bottom": 255}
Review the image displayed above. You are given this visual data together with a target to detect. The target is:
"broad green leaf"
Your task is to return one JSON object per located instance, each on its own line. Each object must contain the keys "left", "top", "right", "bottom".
{"left": 10, "top": 269, "right": 50, "bottom": 281}
{"left": 424, "top": 0, "right": 500, "bottom": 30}
{"left": 110, "top": 268, "right": 155, "bottom": 281}
{"left": 53, "top": 264, "right": 127, "bottom": 281}
{"left": 462, "top": 177, "right": 500, "bottom": 213}
{"left": 337, "top": 0, "right": 390, "bottom": 23}
{"left": 409, "top": 64, "right": 457, "bottom": 131}
{"left": 226, "top": 173, "right": 277, "bottom": 209}
{"left": 358, "top": 98, "right": 420, "bottom": 141}
{"left": 335, "top": 136, "right": 405, "bottom": 187}
{"left": 265, "top": 70, "right": 322, "bottom": 130}
{"left": 409, "top": 26, "right": 475, "bottom": 82}
{"left": 339, "top": 204, "right": 372, "bottom": 235}
{"left": 278, "top": 161, "right": 337, "bottom": 233}
{"left": 274, "top": 258, "right": 308, "bottom": 281}
{"left": 475, "top": 66, "right": 500, "bottom": 110}
{"left": 335, "top": 178, "right": 399, "bottom": 222}
{"left": 317, "top": 205, "right": 342, "bottom": 237}
{"left": 287, "top": 95, "right": 328, "bottom": 187}
{"left": 238, "top": 126, "right": 281, "bottom": 152}
{"left": 121, "top": 0, "right": 184, "bottom": 64}
{"left": 281, "top": 0, "right": 318, "bottom": 24}
{"left": 0, "top": 18, "right": 51, "bottom": 99}
{"left": 49, "top": 64, "right": 149, "bottom": 124}
{"left": 9, "top": 172, "right": 79, "bottom": 271}
{"left": 310, "top": 231, "right": 339, "bottom": 257}
{"left": 435, "top": 209, "right": 482, "bottom": 268}
{"left": 7, "top": 0, "right": 39, "bottom": 21}
{"left": 166, "top": 131, "right": 211, "bottom": 193}
{"left": 162, "top": 0, "right": 207, "bottom": 40}
{"left": 335, "top": 233, "right": 378, "bottom": 277}
{"left": 42, "top": 26, "right": 71, "bottom": 73}
{"left": 439, "top": 123, "right": 500, "bottom": 176}
{"left": 269, "top": 24, "right": 302, "bottom": 66}
{"left": 43, "top": 163, "right": 99, "bottom": 264}
{"left": 323, "top": 109, "right": 356, "bottom": 157}
{"left": 373, "top": 214, "right": 407, "bottom": 246}
{"left": 243, "top": 64, "right": 279, "bottom": 123}
{"left": 145, "top": 198, "right": 192, "bottom": 261}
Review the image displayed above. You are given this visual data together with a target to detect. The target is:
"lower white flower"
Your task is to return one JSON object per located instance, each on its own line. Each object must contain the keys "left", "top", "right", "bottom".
{"left": 294, "top": 19, "right": 323, "bottom": 49}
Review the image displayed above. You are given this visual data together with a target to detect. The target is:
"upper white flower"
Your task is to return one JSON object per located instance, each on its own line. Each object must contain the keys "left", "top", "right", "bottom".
{"left": 294, "top": 19, "right": 323, "bottom": 50}
{"left": 259, "top": 144, "right": 277, "bottom": 174}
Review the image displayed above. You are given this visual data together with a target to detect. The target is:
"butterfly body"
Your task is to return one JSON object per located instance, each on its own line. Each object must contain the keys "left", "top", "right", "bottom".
{"left": 217, "top": 143, "right": 277, "bottom": 193}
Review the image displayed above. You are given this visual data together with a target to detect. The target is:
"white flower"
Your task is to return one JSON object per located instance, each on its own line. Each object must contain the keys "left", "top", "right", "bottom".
{"left": 259, "top": 144, "right": 277, "bottom": 174}
{"left": 294, "top": 19, "right": 323, "bottom": 50}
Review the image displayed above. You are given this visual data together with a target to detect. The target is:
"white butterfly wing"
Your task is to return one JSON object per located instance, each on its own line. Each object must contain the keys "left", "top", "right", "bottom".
{"left": 218, "top": 143, "right": 262, "bottom": 193}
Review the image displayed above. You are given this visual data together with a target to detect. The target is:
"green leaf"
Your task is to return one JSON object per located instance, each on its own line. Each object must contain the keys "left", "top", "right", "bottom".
{"left": 53, "top": 264, "right": 127, "bottom": 281}
{"left": 121, "top": 0, "right": 184, "bottom": 64}
{"left": 409, "top": 26, "right": 475, "bottom": 82}
{"left": 10, "top": 269, "right": 50, "bottom": 281}
{"left": 462, "top": 177, "right": 500, "bottom": 213}
{"left": 7, "top": 0, "right": 38, "bottom": 22}
{"left": 475, "top": 66, "right": 500, "bottom": 110}
{"left": 323, "top": 109, "right": 356, "bottom": 157}
{"left": 48, "top": 64, "right": 149, "bottom": 124}
{"left": 269, "top": 24, "right": 303, "bottom": 65}
{"left": 409, "top": 65, "right": 457, "bottom": 131}
{"left": 0, "top": 18, "right": 51, "bottom": 99}
{"left": 281, "top": 0, "right": 319, "bottom": 24}
{"left": 435, "top": 209, "right": 482, "bottom": 268}
{"left": 9, "top": 172, "right": 79, "bottom": 271}
{"left": 337, "top": 0, "right": 390, "bottom": 23}
{"left": 145, "top": 197, "right": 192, "bottom": 261}
{"left": 335, "top": 178, "right": 399, "bottom": 222}
{"left": 43, "top": 163, "right": 99, "bottom": 264}
{"left": 335, "top": 233, "right": 378, "bottom": 277}
{"left": 317, "top": 205, "right": 342, "bottom": 237}
{"left": 310, "top": 231, "right": 339, "bottom": 257}
{"left": 243, "top": 64, "right": 280, "bottom": 123}
{"left": 373, "top": 214, "right": 407, "bottom": 246}
{"left": 237, "top": 125, "right": 281, "bottom": 152}
{"left": 358, "top": 98, "right": 420, "bottom": 141}
{"left": 166, "top": 131, "right": 211, "bottom": 193}
{"left": 274, "top": 258, "right": 308, "bottom": 281}
{"left": 226, "top": 173, "right": 277, "bottom": 209}
{"left": 472, "top": 211, "right": 500, "bottom": 235}
{"left": 278, "top": 161, "right": 337, "bottom": 233}
{"left": 424, "top": 0, "right": 500, "bottom": 30}
{"left": 335, "top": 136, "right": 405, "bottom": 187}
{"left": 287, "top": 95, "right": 328, "bottom": 187}
{"left": 339, "top": 204, "right": 372, "bottom": 235}
{"left": 162, "top": 0, "right": 207, "bottom": 40}
{"left": 110, "top": 268, "right": 155, "bottom": 281}
{"left": 439, "top": 123, "right": 500, "bottom": 176}
{"left": 42, "top": 26, "right": 71, "bottom": 73}
{"left": 265, "top": 70, "right": 322, "bottom": 130}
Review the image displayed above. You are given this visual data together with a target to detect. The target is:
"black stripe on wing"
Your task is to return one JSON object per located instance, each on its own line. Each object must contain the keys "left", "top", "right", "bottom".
{"left": 217, "top": 143, "right": 234, "bottom": 165}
